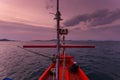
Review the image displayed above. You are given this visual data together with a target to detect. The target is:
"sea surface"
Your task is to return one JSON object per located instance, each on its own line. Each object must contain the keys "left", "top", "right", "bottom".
{"left": 0, "top": 41, "right": 120, "bottom": 80}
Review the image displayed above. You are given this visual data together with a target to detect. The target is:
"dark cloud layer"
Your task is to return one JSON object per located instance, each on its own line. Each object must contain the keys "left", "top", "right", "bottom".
{"left": 64, "top": 9, "right": 120, "bottom": 27}
{"left": 0, "top": 21, "right": 55, "bottom": 40}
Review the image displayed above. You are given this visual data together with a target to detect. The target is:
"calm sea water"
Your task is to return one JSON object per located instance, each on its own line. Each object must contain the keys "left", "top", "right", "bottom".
{"left": 0, "top": 41, "right": 120, "bottom": 80}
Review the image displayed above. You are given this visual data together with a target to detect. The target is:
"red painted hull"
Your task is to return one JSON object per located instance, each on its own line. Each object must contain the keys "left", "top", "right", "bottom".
{"left": 38, "top": 55, "right": 89, "bottom": 80}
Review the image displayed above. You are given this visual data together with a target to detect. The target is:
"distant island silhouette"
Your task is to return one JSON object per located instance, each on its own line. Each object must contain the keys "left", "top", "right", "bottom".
{"left": 0, "top": 39, "right": 14, "bottom": 41}
{"left": 0, "top": 38, "right": 119, "bottom": 42}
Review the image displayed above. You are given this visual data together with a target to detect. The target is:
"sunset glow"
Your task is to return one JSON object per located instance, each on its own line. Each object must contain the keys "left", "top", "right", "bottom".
{"left": 0, "top": 0, "right": 120, "bottom": 40}
{"left": 0, "top": 0, "right": 54, "bottom": 28}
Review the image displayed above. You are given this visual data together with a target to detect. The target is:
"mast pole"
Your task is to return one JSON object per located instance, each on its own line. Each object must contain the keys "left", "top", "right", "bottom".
{"left": 56, "top": 0, "right": 61, "bottom": 80}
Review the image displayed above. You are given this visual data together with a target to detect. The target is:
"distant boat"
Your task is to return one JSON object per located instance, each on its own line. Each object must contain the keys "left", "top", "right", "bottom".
{"left": 23, "top": 0, "right": 95, "bottom": 80}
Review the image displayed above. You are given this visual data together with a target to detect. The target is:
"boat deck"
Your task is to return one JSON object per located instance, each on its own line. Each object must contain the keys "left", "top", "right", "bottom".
{"left": 69, "top": 71, "right": 82, "bottom": 80}
{"left": 39, "top": 55, "right": 89, "bottom": 80}
{"left": 46, "top": 61, "right": 84, "bottom": 80}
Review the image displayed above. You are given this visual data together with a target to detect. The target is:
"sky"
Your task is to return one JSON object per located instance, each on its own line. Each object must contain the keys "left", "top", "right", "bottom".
{"left": 0, "top": 0, "right": 120, "bottom": 41}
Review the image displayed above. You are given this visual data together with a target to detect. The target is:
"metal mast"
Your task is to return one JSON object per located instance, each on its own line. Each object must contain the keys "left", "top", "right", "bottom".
{"left": 55, "top": 0, "right": 61, "bottom": 80}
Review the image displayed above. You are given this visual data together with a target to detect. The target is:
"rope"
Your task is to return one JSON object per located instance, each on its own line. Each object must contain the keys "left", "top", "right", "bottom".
{"left": 62, "top": 52, "right": 66, "bottom": 80}
{"left": 62, "top": 35, "right": 66, "bottom": 80}
{"left": 53, "top": 69, "right": 55, "bottom": 80}
{"left": 18, "top": 46, "right": 57, "bottom": 80}
{"left": 17, "top": 46, "right": 52, "bottom": 59}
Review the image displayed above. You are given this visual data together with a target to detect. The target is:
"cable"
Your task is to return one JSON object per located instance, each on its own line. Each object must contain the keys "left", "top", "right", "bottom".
{"left": 17, "top": 46, "right": 52, "bottom": 59}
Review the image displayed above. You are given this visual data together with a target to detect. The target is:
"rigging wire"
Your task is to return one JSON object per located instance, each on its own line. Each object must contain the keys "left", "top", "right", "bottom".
{"left": 17, "top": 46, "right": 52, "bottom": 59}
